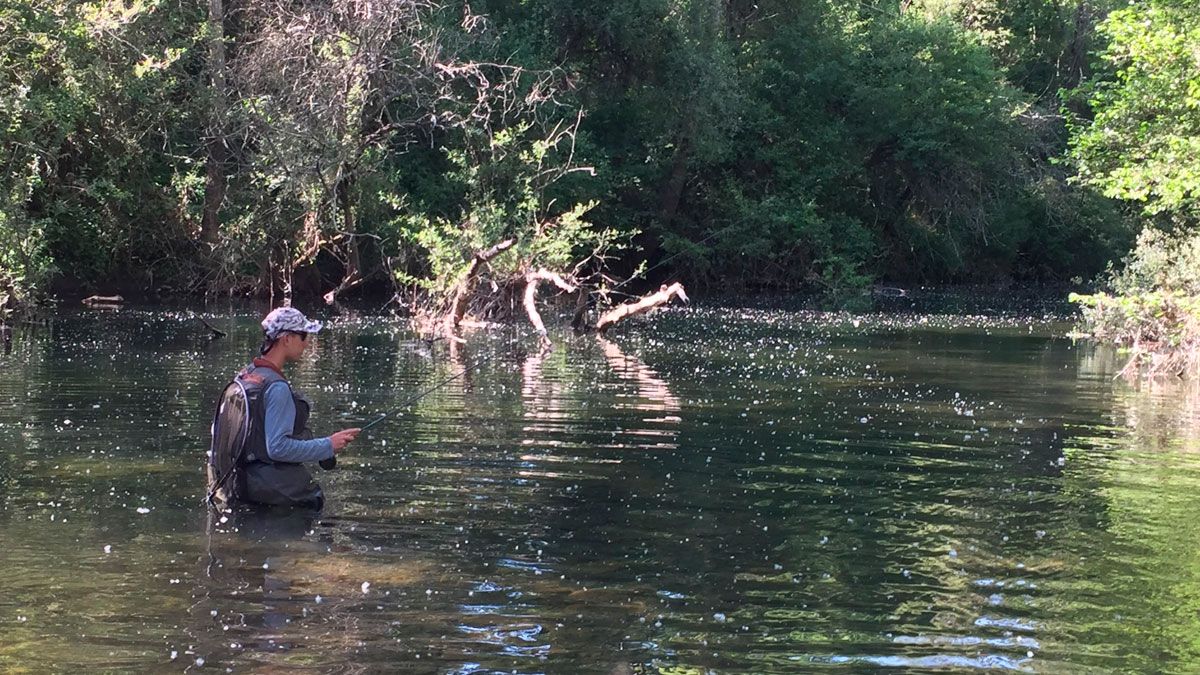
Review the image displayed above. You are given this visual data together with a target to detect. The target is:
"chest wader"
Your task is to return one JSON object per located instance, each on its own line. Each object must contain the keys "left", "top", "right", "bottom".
{"left": 207, "top": 365, "right": 324, "bottom": 511}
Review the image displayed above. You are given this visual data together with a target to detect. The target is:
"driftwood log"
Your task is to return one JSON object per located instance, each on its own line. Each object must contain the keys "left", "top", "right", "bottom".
{"left": 442, "top": 238, "right": 516, "bottom": 342}
{"left": 82, "top": 295, "right": 124, "bottom": 305}
{"left": 595, "top": 283, "right": 689, "bottom": 333}
{"left": 523, "top": 269, "right": 577, "bottom": 346}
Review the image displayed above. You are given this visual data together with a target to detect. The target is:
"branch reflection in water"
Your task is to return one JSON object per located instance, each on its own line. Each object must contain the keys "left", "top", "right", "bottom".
{"left": 1078, "top": 342, "right": 1200, "bottom": 447}
{"left": 521, "top": 342, "right": 572, "bottom": 447}
{"left": 520, "top": 335, "right": 682, "bottom": 455}
{"left": 595, "top": 335, "right": 681, "bottom": 441}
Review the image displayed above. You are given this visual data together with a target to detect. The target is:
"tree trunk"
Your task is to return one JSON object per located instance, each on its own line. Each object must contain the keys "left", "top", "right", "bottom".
{"left": 292, "top": 210, "right": 322, "bottom": 269}
{"left": 658, "top": 0, "right": 724, "bottom": 231}
{"left": 323, "top": 174, "right": 364, "bottom": 305}
{"left": 442, "top": 238, "right": 516, "bottom": 341}
{"left": 1062, "top": 1, "right": 1095, "bottom": 90}
{"left": 658, "top": 113, "right": 695, "bottom": 232}
{"left": 200, "top": 0, "right": 228, "bottom": 244}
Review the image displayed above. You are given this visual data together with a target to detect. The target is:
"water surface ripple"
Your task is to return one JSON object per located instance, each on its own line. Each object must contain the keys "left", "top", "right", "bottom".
{"left": 1, "top": 305, "right": 1198, "bottom": 672}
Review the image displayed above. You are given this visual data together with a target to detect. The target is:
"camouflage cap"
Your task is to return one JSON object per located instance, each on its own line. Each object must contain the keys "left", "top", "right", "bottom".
{"left": 261, "top": 307, "right": 323, "bottom": 340}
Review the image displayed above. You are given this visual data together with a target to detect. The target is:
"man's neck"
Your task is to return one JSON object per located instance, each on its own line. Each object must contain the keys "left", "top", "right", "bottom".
{"left": 256, "top": 350, "right": 288, "bottom": 374}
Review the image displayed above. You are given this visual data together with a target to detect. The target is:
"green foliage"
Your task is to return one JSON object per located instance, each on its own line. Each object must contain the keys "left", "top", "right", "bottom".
{"left": 842, "top": 14, "right": 1031, "bottom": 277}
{"left": 1072, "top": 229, "right": 1200, "bottom": 375}
{"left": 1107, "top": 228, "right": 1200, "bottom": 297}
{"left": 0, "top": 0, "right": 1164, "bottom": 310}
{"left": 388, "top": 123, "right": 624, "bottom": 299}
{"left": 1070, "top": 2, "right": 1200, "bottom": 225}
{"left": 909, "top": 0, "right": 1101, "bottom": 96}
{"left": 0, "top": 0, "right": 204, "bottom": 293}
{"left": 1065, "top": 2, "right": 1200, "bottom": 375}
{"left": 482, "top": 0, "right": 1130, "bottom": 298}
{"left": 0, "top": 209, "right": 53, "bottom": 316}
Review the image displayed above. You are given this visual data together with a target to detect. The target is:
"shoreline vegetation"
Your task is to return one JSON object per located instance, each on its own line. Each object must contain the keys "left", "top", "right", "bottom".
{"left": 1065, "top": 3, "right": 1200, "bottom": 380}
{"left": 1, "top": 1, "right": 1197, "bottom": 361}
{"left": 1072, "top": 231, "right": 1200, "bottom": 380}
{"left": 1072, "top": 290, "right": 1200, "bottom": 378}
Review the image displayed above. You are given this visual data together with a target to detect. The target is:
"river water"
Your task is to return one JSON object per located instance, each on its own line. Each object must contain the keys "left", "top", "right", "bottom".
{"left": 1, "top": 303, "right": 1198, "bottom": 672}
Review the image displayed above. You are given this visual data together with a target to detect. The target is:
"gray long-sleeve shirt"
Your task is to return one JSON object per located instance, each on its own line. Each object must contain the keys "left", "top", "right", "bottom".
{"left": 263, "top": 381, "right": 334, "bottom": 463}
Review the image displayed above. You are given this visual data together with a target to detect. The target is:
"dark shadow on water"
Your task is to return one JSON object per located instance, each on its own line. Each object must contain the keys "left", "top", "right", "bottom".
{"left": 213, "top": 505, "right": 321, "bottom": 544}
{"left": 194, "top": 505, "right": 398, "bottom": 669}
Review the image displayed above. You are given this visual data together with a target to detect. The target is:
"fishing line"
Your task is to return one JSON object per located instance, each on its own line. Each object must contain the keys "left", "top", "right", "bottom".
{"left": 359, "top": 339, "right": 516, "bottom": 431}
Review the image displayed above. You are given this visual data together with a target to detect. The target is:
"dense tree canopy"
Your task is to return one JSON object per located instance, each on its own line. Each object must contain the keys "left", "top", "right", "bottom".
{"left": 0, "top": 0, "right": 1188, "bottom": 315}
{"left": 1070, "top": 1, "right": 1200, "bottom": 225}
{"left": 1064, "top": 0, "right": 1200, "bottom": 373}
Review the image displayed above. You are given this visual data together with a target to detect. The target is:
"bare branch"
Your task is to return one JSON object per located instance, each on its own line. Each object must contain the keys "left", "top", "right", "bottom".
{"left": 523, "top": 269, "right": 577, "bottom": 346}
{"left": 595, "top": 283, "right": 689, "bottom": 333}
{"left": 443, "top": 237, "right": 517, "bottom": 340}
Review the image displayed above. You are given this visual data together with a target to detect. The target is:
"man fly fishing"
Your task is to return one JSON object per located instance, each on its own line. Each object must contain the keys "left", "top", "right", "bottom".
{"left": 207, "top": 307, "right": 360, "bottom": 511}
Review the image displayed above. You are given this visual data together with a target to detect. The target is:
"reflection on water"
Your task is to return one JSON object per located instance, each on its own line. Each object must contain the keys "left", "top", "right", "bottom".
{"left": 596, "top": 335, "right": 682, "bottom": 420}
{"left": 3, "top": 306, "right": 1200, "bottom": 671}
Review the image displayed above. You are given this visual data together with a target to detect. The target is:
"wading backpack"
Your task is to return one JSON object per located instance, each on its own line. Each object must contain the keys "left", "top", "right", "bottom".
{"left": 206, "top": 379, "right": 252, "bottom": 508}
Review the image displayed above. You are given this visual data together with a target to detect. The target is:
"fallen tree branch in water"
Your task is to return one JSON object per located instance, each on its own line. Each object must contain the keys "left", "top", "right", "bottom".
{"left": 82, "top": 295, "right": 124, "bottom": 305}
{"left": 595, "top": 283, "right": 688, "bottom": 332}
{"left": 523, "top": 269, "right": 576, "bottom": 347}
{"left": 442, "top": 237, "right": 516, "bottom": 342}
{"left": 323, "top": 266, "right": 364, "bottom": 306}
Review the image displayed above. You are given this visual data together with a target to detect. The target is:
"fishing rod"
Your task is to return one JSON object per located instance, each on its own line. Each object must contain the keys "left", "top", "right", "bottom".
{"left": 356, "top": 224, "right": 735, "bottom": 432}
{"left": 358, "top": 340, "right": 515, "bottom": 431}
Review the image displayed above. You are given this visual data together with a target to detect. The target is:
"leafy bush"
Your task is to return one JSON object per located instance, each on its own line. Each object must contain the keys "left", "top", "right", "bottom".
{"left": 0, "top": 209, "right": 54, "bottom": 318}
{"left": 387, "top": 122, "right": 627, "bottom": 318}
{"left": 1108, "top": 228, "right": 1200, "bottom": 296}
{"left": 1072, "top": 229, "right": 1200, "bottom": 376}
{"left": 1072, "top": 290, "right": 1200, "bottom": 348}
